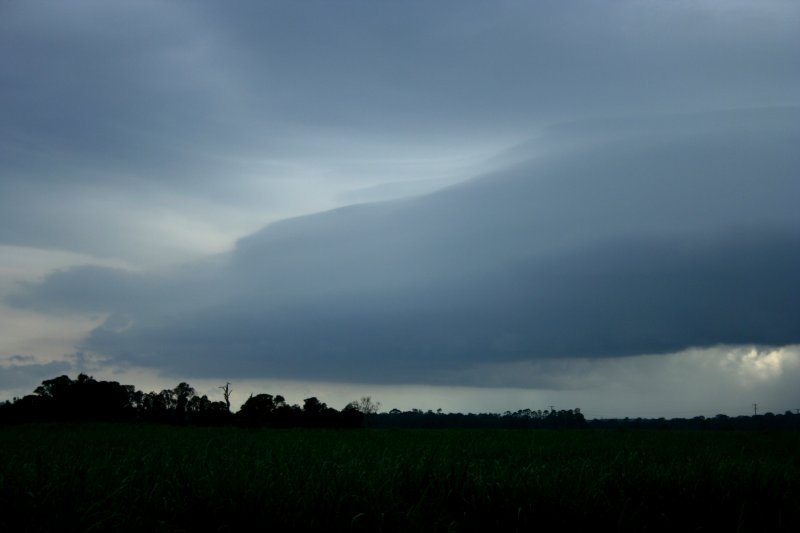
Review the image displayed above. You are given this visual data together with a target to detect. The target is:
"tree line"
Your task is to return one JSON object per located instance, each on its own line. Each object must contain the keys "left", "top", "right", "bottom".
{"left": 0, "top": 373, "right": 591, "bottom": 429}
{"left": 0, "top": 373, "right": 590, "bottom": 429}
{"left": 586, "top": 412, "right": 800, "bottom": 431}
{"left": 5, "top": 373, "right": 793, "bottom": 431}
{"left": 369, "top": 407, "right": 587, "bottom": 429}
{"left": 0, "top": 374, "right": 369, "bottom": 428}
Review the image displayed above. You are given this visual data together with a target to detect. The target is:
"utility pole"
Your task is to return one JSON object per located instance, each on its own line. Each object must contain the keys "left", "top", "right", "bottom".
{"left": 753, "top": 403, "right": 758, "bottom": 416}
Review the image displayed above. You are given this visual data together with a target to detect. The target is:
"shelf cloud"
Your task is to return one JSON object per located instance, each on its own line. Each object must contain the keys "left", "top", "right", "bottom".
{"left": 2, "top": 1, "right": 799, "bottom": 413}
{"left": 11, "top": 109, "right": 799, "bottom": 384}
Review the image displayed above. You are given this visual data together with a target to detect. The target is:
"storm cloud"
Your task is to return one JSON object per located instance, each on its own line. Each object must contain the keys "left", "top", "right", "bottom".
{"left": 12, "top": 108, "right": 800, "bottom": 383}
{"left": 2, "top": 1, "right": 800, "bottom": 412}
{"left": 2, "top": 1, "right": 799, "bottom": 263}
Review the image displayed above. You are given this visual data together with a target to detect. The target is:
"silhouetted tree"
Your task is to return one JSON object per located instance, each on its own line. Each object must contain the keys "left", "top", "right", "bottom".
{"left": 351, "top": 396, "right": 381, "bottom": 415}
{"left": 218, "top": 382, "right": 232, "bottom": 412}
{"left": 173, "top": 382, "right": 196, "bottom": 422}
{"left": 340, "top": 402, "right": 366, "bottom": 428}
{"left": 33, "top": 374, "right": 73, "bottom": 399}
{"left": 238, "top": 393, "right": 287, "bottom": 426}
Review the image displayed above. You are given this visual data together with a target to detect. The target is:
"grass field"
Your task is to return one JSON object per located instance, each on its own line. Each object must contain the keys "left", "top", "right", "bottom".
{"left": 0, "top": 424, "right": 798, "bottom": 532}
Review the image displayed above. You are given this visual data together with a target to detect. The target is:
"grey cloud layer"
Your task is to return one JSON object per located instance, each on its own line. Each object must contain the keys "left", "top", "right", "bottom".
{"left": 12, "top": 109, "right": 800, "bottom": 383}
{"left": 0, "top": 360, "right": 72, "bottom": 389}
{"left": 3, "top": 1, "right": 799, "bottom": 387}
{"left": 2, "top": 1, "right": 798, "bottom": 261}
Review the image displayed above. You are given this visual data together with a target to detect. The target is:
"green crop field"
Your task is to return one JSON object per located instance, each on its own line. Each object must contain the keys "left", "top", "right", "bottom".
{"left": 0, "top": 424, "right": 798, "bottom": 532}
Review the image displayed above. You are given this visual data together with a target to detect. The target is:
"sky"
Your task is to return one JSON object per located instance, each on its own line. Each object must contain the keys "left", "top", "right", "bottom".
{"left": 1, "top": 0, "right": 799, "bottom": 418}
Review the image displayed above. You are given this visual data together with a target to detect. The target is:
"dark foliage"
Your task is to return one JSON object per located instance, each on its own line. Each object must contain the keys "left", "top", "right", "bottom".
{"left": 588, "top": 412, "right": 800, "bottom": 431}
{"left": 0, "top": 374, "right": 365, "bottom": 429}
{"left": 235, "top": 393, "right": 364, "bottom": 428}
{"left": 2, "top": 374, "right": 137, "bottom": 423}
{"left": 368, "top": 407, "right": 587, "bottom": 429}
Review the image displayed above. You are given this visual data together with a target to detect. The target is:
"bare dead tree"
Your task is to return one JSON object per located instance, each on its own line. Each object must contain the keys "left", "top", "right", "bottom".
{"left": 356, "top": 396, "right": 381, "bottom": 415}
{"left": 219, "top": 382, "right": 232, "bottom": 412}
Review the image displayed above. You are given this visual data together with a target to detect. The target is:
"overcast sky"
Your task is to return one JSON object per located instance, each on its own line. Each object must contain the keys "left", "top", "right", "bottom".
{"left": 2, "top": 0, "right": 799, "bottom": 417}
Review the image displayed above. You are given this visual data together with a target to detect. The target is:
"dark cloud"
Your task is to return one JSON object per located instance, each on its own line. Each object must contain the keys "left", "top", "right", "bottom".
{"left": 7, "top": 258, "right": 227, "bottom": 327}
{"left": 10, "top": 109, "right": 799, "bottom": 384}
{"left": 8, "top": 266, "right": 149, "bottom": 314}
{"left": 0, "top": 360, "right": 72, "bottom": 390}
{"left": 3, "top": 1, "right": 799, "bottom": 397}
{"left": 196, "top": 0, "right": 800, "bottom": 131}
{"left": 2, "top": 1, "right": 798, "bottom": 261}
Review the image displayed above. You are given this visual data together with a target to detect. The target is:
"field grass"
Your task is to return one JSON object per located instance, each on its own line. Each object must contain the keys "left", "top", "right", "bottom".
{"left": 0, "top": 425, "right": 798, "bottom": 532}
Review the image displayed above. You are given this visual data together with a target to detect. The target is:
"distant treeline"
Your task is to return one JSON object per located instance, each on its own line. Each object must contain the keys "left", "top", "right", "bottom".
{"left": 587, "top": 413, "right": 800, "bottom": 431}
{"left": 360, "top": 409, "right": 800, "bottom": 431}
{"left": 369, "top": 408, "right": 587, "bottom": 429}
{"left": 1, "top": 374, "right": 797, "bottom": 430}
